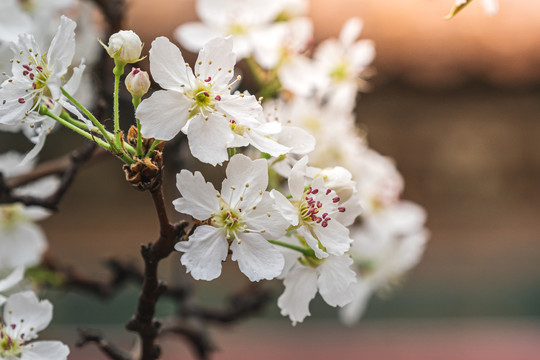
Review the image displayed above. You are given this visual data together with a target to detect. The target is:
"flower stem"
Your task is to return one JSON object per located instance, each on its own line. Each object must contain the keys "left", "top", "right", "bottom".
{"left": 41, "top": 106, "right": 135, "bottom": 165}
{"left": 40, "top": 106, "right": 109, "bottom": 150}
{"left": 268, "top": 240, "right": 316, "bottom": 258}
{"left": 60, "top": 87, "right": 117, "bottom": 149}
{"left": 113, "top": 62, "right": 125, "bottom": 147}
{"left": 132, "top": 97, "right": 143, "bottom": 157}
{"left": 145, "top": 139, "right": 160, "bottom": 157}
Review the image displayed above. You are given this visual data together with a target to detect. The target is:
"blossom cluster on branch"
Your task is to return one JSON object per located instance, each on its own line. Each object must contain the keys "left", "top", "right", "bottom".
{"left": 0, "top": 0, "right": 440, "bottom": 358}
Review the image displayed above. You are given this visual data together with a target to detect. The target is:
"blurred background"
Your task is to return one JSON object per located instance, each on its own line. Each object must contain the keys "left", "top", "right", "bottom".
{"left": 3, "top": 0, "right": 540, "bottom": 359}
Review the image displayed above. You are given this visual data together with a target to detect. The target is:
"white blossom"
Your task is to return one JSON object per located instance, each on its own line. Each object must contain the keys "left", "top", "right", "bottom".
{"left": 0, "top": 16, "right": 84, "bottom": 163}
{"left": 339, "top": 201, "right": 428, "bottom": 325}
{"left": 175, "top": 0, "right": 285, "bottom": 60}
{"left": 137, "top": 36, "right": 268, "bottom": 166}
{"left": 271, "top": 157, "right": 353, "bottom": 259}
{"left": 0, "top": 291, "right": 69, "bottom": 360}
{"left": 174, "top": 154, "right": 288, "bottom": 281}
{"left": 277, "top": 243, "right": 356, "bottom": 325}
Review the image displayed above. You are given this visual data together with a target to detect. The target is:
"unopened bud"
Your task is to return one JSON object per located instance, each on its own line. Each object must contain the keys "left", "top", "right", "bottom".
{"left": 103, "top": 30, "right": 143, "bottom": 64}
{"left": 125, "top": 68, "right": 150, "bottom": 98}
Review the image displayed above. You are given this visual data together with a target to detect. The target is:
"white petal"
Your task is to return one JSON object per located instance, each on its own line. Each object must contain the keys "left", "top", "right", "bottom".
{"left": 149, "top": 37, "right": 195, "bottom": 91}
{"left": 269, "top": 189, "right": 299, "bottom": 226}
{"left": 278, "top": 126, "right": 315, "bottom": 155}
{"left": 245, "top": 192, "right": 288, "bottom": 240}
{"left": 277, "top": 265, "right": 318, "bottom": 325}
{"left": 288, "top": 156, "right": 308, "bottom": 200}
{"left": 186, "top": 114, "right": 232, "bottom": 166}
{"left": 0, "top": 82, "right": 33, "bottom": 126}
{"left": 20, "top": 341, "right": 70, "bottom": 360}
{"left": 63, "top": 60, "right": 86, "bottom": 96}
{"left": 317, "top": 255, "right": 356, "bottom": 307}
{"left": 220, "top": 155, "right": 268, "bottom": 211}
{"left": 0, "top": 266, "right": 24, "bottom": 292}
{"left": 137, "top": 90, "right": 190, "bottom": 141}
{"left": 246, "top": 128, "right": 290, "bottom": 157}
{"left": 296, "top": 226, "right": 327, "bottom": 259}
{"left": 14, "top": 177, "right": 61, "bottom": 199}
{"left": 47, "top": 16, "right": 76, "bottom": 79}
{"left": 174, "top": 22, "right": 222, "bottom": 53}
{"left": 172, "top": 170, "right": 218, "bottom": 220}
{"left": 218, "top": 94, "right": 262, "bottom": 125}
{"left": 339, "top": 17, "right": 363, "bottom": 46}
{"left": 175, "top": 225, "right": 228, "bottom": 281}
{"left": 4, "top": 291, "right": 53, "bottom": 340}
{"left": 0, "top": 223, "right": 47, "bottom": 269}
{"left": 312, "top": 220, "right": 351, "bottom": 256}
{"left": 195, "top": 37, "right": 236, "bottom": 87}
{"left": 338, "top": 279, "right": 373, "bottom": 325}
{"left": 230, "top": 233, "right": 284, "bottom": 281}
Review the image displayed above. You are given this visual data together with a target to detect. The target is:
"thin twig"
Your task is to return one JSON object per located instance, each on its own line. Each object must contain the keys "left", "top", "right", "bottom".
{"left": 0, "top": 143, "right": 100, "bottom": 210}
{"left": 77, "top": 328, "right": 134, "bottom": 360}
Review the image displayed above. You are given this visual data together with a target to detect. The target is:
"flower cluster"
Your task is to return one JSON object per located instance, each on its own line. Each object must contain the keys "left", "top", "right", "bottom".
{"left": 0, "top": 0, "right": 429, "bottom": 337}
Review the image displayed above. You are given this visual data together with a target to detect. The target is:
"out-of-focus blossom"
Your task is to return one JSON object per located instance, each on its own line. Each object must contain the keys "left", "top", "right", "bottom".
{"left": 339, "top": 201, "right": 428, "bottom": 325}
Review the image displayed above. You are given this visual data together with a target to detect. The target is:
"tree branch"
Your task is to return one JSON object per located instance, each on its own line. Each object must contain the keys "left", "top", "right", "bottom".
{"left": 0, "top": 142, "right": 102, "bottom": 210}
{"left": 77, "top": 328, "right": 134, "bottom": 360}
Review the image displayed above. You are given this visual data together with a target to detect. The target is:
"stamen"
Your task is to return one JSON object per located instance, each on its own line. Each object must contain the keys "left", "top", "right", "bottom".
{"left": 18, "top": 98, "right": 25, "bottom": 104}
{"left": 332, "top": 196, "right": 340, "bottom": 203}
{"left": 204, "top": 76, "right": 211, "bottom": 82}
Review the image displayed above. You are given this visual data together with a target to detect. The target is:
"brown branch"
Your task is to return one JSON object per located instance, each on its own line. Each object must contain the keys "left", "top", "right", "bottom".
{"left": 77, "top": 328, "right": 134, "bottom": 360}
{"left": 125, "top": 179, "right": 190, "bottom": 360}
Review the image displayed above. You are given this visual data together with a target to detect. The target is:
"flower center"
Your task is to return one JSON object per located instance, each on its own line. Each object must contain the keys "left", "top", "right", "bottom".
{"left": 186, "top": 82, "right": 217, "bottom": 119}
{"left": 329, "top": 61, "right": 349, "bottom": 82}
{"left": 0, "top": 326, "right": 23, "bottom": 358}
{"left": 0, "top": 204, "right": 26, "bottom": 231}
{"left": 211, "top": 201, "right": 245, "bottom": 241}
{"left": 229, "top": 119, "right": 246, "bottom": 136}
{"left": 228, "top": 23, "right": 248, "bottom": 36}
{"left": 295, "top": 186, "right": 345, "bottom": 228}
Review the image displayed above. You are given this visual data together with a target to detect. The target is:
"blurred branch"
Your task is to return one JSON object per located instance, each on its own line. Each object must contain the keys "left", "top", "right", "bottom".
{"left": 77, "top": 328, "right": 134, "bottom": 360}
{"left": 182, "top": 283, "right": 273, "bottom": 324}
{"left": 43, "top": 254, "right": 143, "bottom": 299}
{"left": 0, "top": 142, "right": 102, "bottom": 210}
{"left": 160, "top": 320, "right": 216, "bottom": 360}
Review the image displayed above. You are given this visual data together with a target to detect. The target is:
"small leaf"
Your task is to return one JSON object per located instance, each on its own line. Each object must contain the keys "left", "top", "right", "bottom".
{"left": 445, "top": 0, "right": 474, "bottom": 19}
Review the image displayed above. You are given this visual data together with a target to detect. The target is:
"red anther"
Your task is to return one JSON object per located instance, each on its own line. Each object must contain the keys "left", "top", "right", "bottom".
{"left": 316, "top": 217, "right": 322, "bottom": 223}
{"left": 22, "top": 71, "right": 29, "bottom": 76}
{"left": 133, "top": 68, "right": 141, "bottom": 74}
{"left": 23, "top": 64, "right": 31, "bottom": 71}
{"left": 306, "top": 187, "right": 312, "bottom": 194}
{"left": 18, "top": 98, "right": 25, "bottom": 104}
{"left": 215, "top": 95, "right": 221, "bottom": 101}
{"left": 36, "top": 66, "right": 43, "bottom": 71}
{"left": 20, "top": 333, "right": 24, "bottom": 339}
{"left": 338, "top": 207, "right": 346, "bottom": 212}
{"left": 29, "top": 73, "right": 34, "bottom": 80}
{"left": 204, "top": 76, "right": 211, "bottom": 82}
{"left": 326, "top": 189, "right": 331, "bottom": 195}
{"left": 203, "top": 91, "right": 210, "bottom": 97}
{"left": 332, "top": 196, "right": 340, "bottom": 203}
{"left": 10, "top": 324, "right": 15, "bottom": 330}
{"left": 230, "top": 119, "right": 236, "bottom": 124}
{"left": 322, "top": 213, "right": 328, "bottom": 218}
{"left": 311, "top": 188, "right": 319, "bottom": 194}
{"left": 317, "top": 201, "right": 322, "bottom": 208}
{"left": 321, "top": 221, "right": 328, "bottom": 228}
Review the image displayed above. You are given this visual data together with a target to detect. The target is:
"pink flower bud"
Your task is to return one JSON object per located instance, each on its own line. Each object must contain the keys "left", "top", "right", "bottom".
{"left": 125, "top": 68, "right": 150, "bottom": 98}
